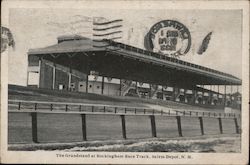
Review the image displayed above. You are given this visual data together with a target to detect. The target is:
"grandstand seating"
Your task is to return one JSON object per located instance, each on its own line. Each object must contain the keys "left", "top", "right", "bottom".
{"left": 9, "top": 84, "right": 225, "bottom": 112}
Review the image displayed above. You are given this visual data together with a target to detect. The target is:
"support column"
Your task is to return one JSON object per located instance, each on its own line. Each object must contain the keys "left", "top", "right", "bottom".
{"left": 230, "top": 85, "right": 233, "bottom": 105}
{"left": 27, "top": 71, "right": 29, "bottom": 86}
{"left": 198, "top": 117, "right": 204, "bottom": 135}
{"left": 135, "top": 81, "right": 138, "bottom": 95}
{"left": 120, "top": 115, "right": 126, "bottom": 139}
{"left": 201, "top": 89, "right": 205, "bottom": 105}
{"left": 101, "top": 76, "right": 105, "bottom": 94}
{"left": 172, "top": 86, "right": 176, "bottom": 101}
{"left": 81, "top": 114, "right": 87, "bottom": 141}
{"left": 176, "top": 116, "right": 182, "bottom": 137}
{"left": 31, "top": 112, "right": 38, "bottom": 143}
{"left": 52, "top": 63, "right": 56, "bottom": 90}
{"left": 86, "top": 74, "right": 89, "bottom": 93}
{"left": 37, "top": 58, "right": 43, "bottom": 88}
{"left": 162, "top": 86, "right": 165, "bottom": 100}
{"left": 68, "top": 72, "right": 72, "bottom": 91}
{"left": 192, "top": 89, "right": 197, "bottom": 104}
{"left": 224, "top": 85, "right": 227, "bottom": 106}
{"left": 149, "top": 84, "right": 152, "bottom": 98}
{"left": 119, "top": 79, "right": 122, "bottom": 96}
{"left": 150, "top": 115, "right": 157, "bottom": 137}
{"left": 218, "top": 118, "right": 223, "bottom": 134}
{"left": 209, "top": 85, "right": 213, "bottom": 105}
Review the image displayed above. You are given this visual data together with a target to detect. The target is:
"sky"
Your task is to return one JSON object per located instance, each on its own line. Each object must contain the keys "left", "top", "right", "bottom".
{"left": 7, "top": 8, "right": 242, "bottom": 86}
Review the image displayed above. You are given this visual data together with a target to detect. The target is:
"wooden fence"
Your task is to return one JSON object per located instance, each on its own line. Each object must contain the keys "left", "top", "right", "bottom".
{"left": 8, "top": 100, "right": 241, "bottom": 143}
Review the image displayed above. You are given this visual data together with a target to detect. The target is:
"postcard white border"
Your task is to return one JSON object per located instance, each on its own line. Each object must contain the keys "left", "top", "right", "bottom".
{"left": 1, "top": 0, "right": 249, "bottom": 164}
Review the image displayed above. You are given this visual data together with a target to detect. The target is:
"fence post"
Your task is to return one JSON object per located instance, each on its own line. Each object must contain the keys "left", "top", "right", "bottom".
{"left": 120, "top": 115, "right": 127, "bottom": 139}
{"left": 81, "top": 114, "right": 87, "bottom": 141}
{"left": 198, "top": 117, "right": 204, "bottom": 135}
{"left": 234, "top": 118, "right": 239, "bottom": 134}
{"left": 150, "top": 115, "right": 157, "bottom": 137}
{"left": 176, "top": 116, "right": 182, "bottom": 137}
{"left": 31, "top": 112, "right": 38, "bottom": 143}
{"left": 218, "top": 118, "right": 223, "bottom": 134}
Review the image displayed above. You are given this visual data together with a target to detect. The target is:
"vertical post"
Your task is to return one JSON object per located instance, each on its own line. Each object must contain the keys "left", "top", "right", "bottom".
{"left": 135, "top": 81, "right": 138, "bottom": 95}
{"left": 162, "top": 86, "right": 165, "bottom": 100}
{"left": 218, "top": 118, "right": 223, "bottom": 134}
{"left": 52, "top": 63, "right": 56, "bottom": 90}
{"left": 86, "top": 74, "right": 89, "bottom": 93}
{"left": 81, "top": 114, "right": 87, "bottom": 141}
{"left": 192, "top": 89, "right": 196, "bottom": 104}
{"left": 68, "top": 72, "right": 72, "bottom": 91}
{"left": 172, "top": 86, "right": 176, "bottom": 101}
{"left": 230, "top": 85, "right": 233, "bottom": 105}
{"left": 224, "top": 85, "right": 227, "bottom": 106}
{"left": 120, "top": 115, "right": 126, "bottom": 139}
{"left": 149, "top": 84, "right": 152, "bottom": 98}
{"left": 198, "top": 117, "right": 204, "bottom": 135}
{"left": 150, "top": 115, "right": 157, "bottom": 137}
{"left": 38, "top": 59, "right": 41, "bottom": 88}
{"left": 201, "top": 90, "right": 204, "bottom": 105}
{"left": 101, "top": 76, "right": 104, "bottom": 94}
{"left": 209, "top": 88, "right": 212, "bottom": 105}
{"left": 234, "top": 118, "right": 239, "bottom": 134}
{"left": 31, "top": 112, "right": 38, "bottom": 143}
{"left": 176, "top": 116, "right": 182, "bottom": 137}
{"left": 217, "top": 85, "right": 220, "bottom": 104}
{"left": 27, "top": 71, "right": 29, "bottom": 86}
{"left": 119, "top": 79, "right": 122, "bottom": 96}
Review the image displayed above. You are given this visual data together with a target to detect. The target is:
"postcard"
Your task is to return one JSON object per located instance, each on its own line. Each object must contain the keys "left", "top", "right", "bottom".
{"left": 1, "top": 0, "right": 249, "bottom": 164}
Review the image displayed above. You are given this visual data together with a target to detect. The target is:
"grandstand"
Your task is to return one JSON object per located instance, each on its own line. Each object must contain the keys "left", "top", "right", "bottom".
{"left": 27, "top": 35, "right": 241, "bottom": 109}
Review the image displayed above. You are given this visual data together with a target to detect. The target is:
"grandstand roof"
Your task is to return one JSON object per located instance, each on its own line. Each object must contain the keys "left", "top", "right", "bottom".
{"left": 28, "top": 36, "right": 241, "bottom": 88}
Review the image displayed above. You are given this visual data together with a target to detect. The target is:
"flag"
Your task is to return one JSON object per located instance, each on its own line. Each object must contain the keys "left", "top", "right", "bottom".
{"left": 197, "top": 32, "right": 212, "bottom": 55}
{"left": 1, "top": 26, "right": 15, "bottom": 53}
